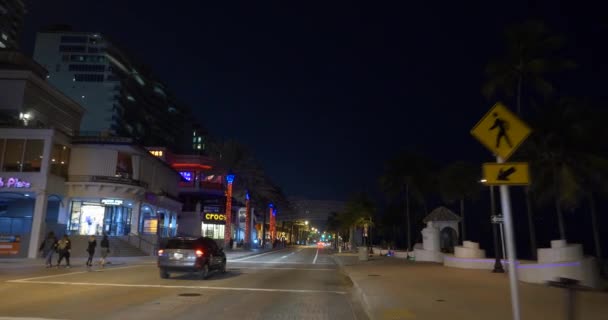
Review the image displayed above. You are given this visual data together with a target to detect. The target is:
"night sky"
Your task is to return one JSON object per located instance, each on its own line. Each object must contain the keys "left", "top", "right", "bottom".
{"left": 21, "top": 1, "right": 608, "bottom": 201}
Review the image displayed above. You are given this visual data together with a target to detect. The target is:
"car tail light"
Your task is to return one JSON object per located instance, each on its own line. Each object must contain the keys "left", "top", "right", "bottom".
{"left": 157, "top": 249, "right": 164, "bottom": 256}
{"left": 195, "top": 249, "right": 204, "bottom": 257}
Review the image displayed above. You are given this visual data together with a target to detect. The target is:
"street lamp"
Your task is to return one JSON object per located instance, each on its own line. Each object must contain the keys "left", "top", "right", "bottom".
{"left": 481, "top": 179, "right": 504, "bottom": 273}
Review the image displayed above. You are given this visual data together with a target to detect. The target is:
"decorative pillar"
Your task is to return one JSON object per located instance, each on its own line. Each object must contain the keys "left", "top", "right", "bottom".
{"left": 130, "top": 201, "right": 142, "bottom": 235}
{"left": 269, "top": 205, "right": 276, "bottom": 242}
{"left": 28, "top": 191, "right": 48, "bottom": 258}
{"left": 224, "top": 173, "right": 235, "bottom": 249}
{"left": 245, "top": 192, "right": 251, "bottom": 245}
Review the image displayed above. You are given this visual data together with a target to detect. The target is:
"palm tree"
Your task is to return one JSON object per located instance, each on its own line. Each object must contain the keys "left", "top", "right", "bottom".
{"left": 483, "top": 20, "right": 575, "bottom": 116}
{"left": 438, "top": 161, "right": 481, "bottom": 242}
{"left": 342, "top": 192, "right": 376, "bottom": 249}
{"left": 483, "top": 20, "right": 574, "bottom": 257}
{"left": 525, "top": 99, "right": 607, "bottom": 241}
{"left": 380, "top": 152, "right": 437, "bottom": 251}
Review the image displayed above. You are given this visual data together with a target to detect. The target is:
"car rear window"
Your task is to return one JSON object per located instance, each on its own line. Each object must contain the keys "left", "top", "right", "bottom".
{"left": 165, "top": 239, "right": 195, "bottom": 249}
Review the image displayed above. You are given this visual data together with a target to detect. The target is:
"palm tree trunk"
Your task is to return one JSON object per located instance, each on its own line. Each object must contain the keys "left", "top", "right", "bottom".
{"left": 405, "top": 183, "right": 411, "bottom": 251}
{"left": 589, "top": 192, "right": 603, "bottom": 263}
{"left": 460, "top": 199, "right": 466, "bottom": 241}
{"left": 552, "top": 163, "right": 567, "bottom": 240}
{"left": 525, "top": 187, "right": 537, "bottom": 259}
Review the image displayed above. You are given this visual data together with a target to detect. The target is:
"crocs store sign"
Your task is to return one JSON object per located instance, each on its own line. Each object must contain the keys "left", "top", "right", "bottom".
{"left": 0, "top": 177, "right": 31, "bottom": 188}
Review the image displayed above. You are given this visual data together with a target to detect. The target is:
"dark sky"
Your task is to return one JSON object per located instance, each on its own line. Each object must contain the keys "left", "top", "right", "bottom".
{"left": 21, "top": 1, "right": 608, "bottom": 201}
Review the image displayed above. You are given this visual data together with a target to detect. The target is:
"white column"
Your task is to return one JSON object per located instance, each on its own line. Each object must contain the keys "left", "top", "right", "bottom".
{"left": 130, "top": 201, "right": 142, "bottom": 235}
{"left": 27, "top": 191, "right": 48, "bottom": 259}
{"left": 57, "top": 197, "right": 71, "bottom": 225}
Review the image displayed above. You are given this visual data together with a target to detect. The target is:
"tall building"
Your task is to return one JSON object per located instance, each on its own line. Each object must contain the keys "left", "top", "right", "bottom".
{"left": 32, "top": 25, "right": 194, "bottom": 153}
{"left": 0, "top": 0, "right": 25, "bottom": 49}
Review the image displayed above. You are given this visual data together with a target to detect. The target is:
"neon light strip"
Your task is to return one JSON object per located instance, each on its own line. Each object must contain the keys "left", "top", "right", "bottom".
{"left": 444, "top": 256, "right": 516, "bottom": 264}
{"left": 171, "top": 163, "right": 212, "bottom": 170}
{"left": 516, "top": 262, "right": 581, "bottom": 269}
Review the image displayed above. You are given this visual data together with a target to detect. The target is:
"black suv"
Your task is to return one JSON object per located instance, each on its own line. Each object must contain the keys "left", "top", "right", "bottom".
{"left": 157, "top": 237, "right": 227, "bottom": 279}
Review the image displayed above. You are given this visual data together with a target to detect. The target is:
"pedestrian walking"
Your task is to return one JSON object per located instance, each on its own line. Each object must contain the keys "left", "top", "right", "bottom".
{"left": 86, "top": 235, "right": 97, "bottom": 267}
{"left": 99, "top": 234, "right": 110, "bottom": 268}
{"left": 39, "top": 232, "right": 57, "bottom": 268}
{"left": 56, "top": 234, "right": 72, "bottom": 268}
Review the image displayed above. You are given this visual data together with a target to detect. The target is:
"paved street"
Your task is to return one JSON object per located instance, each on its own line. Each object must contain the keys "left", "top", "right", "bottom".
{"left": 0, "top": 246, "right": 367, "bottom": 320}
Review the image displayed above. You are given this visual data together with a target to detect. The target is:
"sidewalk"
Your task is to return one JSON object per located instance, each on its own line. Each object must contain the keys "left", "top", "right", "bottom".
{"left": 333, "top": 253, "right": 608, "bottom": 320}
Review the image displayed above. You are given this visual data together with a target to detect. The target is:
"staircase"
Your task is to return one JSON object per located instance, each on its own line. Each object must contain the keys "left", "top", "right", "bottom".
{"left": 68, "top": 235, "right": 148, "bottom": 258}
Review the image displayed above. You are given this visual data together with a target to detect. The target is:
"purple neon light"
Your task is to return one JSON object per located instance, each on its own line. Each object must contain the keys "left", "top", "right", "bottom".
{"left": 516, "top": 261, "right": 581, "bottom": 269}
{"left": 444, "top": 256, "right": 516, "bottom": 264}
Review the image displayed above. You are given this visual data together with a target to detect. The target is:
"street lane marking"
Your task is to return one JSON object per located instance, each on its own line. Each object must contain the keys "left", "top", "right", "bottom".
{"left": 313, "top": 249, "right": 319, "bottom": 264}
{"left": 229, "top": 261, "right": 333, "bottom": 265}
{"left": 229, "top": 247, "right": 290, "bottom": 261}
{"left": 229, "top": 266, "right": 335, "bottom": 271}
{"left": 7, "top": 280, "right": 347, "bottom": 295}
{"left": 7, "top": 265, "right": 144, "bottom": 282}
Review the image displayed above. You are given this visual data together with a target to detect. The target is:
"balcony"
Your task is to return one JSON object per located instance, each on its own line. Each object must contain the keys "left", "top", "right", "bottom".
{"left": 68, "top": 175, "right": 148, "bottom": 188}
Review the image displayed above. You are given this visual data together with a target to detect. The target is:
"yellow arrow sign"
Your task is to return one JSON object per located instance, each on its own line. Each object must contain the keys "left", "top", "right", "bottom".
{"left": 482, "top": 162, "right": 530, "bottom": 186}
{"left": 471, "top": 103, "right": 531, "bottom": 161}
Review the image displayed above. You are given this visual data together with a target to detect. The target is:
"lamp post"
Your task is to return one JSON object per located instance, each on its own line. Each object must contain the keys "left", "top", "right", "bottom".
{"left": 224, "top": 173, "right": 235, "bottom": 249}
{"left": 483, "top": 179, "right": 504, "bottom": 273}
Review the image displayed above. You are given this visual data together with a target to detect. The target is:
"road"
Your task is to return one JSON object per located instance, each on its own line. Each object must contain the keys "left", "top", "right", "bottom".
{"left": 0, "top": 246, "right": 367, "bottom": 320}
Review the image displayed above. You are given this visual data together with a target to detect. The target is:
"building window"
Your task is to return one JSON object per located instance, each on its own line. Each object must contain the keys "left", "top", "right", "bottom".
{"left": 22, "top": 140, "right": 44, "bottom": 172}
{"left": 69, "top": 64, "right": 105, "bottom": 72}
{"left": 202, "top": 223, "right": 225, "bottom": 240}
{"left": 70, "top": 55, "right": 106, "bottom": 63}
{"left": 1, "top": 139, "right": 25, "bottom": 172}
{"left": 60, "top": 35, "right": 87, "bottom": 43}
{"left": 50, "top": 144, "right": 70, "bottom": 178}
{"left": 62, "top": 55, "right": 69, "bottom": 62}
{"left": 59, "top": 45, "right": 86, "bottom": 52}
{"left": 74, "top": 74, "right": 104, "bottom": 82}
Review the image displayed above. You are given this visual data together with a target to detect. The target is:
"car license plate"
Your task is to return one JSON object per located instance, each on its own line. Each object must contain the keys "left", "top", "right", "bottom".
{"left": 173, "top": 253, "right": 183, "bottom": 259}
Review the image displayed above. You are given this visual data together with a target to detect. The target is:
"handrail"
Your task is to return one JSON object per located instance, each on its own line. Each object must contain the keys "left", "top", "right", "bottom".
{"left": 68, "top": 175, "right": 148, "bottom": 188}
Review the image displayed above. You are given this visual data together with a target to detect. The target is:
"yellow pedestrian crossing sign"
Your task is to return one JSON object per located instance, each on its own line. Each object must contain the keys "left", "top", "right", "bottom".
{"left": 471, "top": 103, "right": 531, "bottom": 161}
{"left": 482, "top": 162, "right": 530, "bottom": 186}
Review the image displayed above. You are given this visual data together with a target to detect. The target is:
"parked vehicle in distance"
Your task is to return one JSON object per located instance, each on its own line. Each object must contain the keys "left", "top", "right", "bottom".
{"left": 157, "top": 237, "right": 226, "bottom": 279}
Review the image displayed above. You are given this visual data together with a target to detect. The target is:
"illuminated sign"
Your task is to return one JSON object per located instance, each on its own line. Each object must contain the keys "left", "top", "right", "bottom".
{"left": 101, "top": 199, "right": 123, "bottom": 206}
{"left": 0, "top": 177, "right": 31, "bottom": 188}
{"left": 204, "top": 213, "right": 226, "bottom": 221}
{"left": 179, "top": 171, "right": 193, "bottom": 182}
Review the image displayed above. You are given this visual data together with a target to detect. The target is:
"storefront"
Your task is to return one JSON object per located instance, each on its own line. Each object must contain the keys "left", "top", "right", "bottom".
{"left": 67, "top": 198, "right": 133, "bottom": 236}
{"left": 201, "top": 206, "right": 225, "bottom": 241}
{"left": 139, "top": 203, "right": 178, "bottom": 238}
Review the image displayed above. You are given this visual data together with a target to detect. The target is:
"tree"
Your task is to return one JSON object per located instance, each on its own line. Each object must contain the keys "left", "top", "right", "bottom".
{"left": 380, "top": 152, "right": 437, "bottom": 251}
{"left": 483, "top": 20, "right": 575, "bottom": 116}
{"left": 525, "top": 99, "right": 607, "bottom": 242}
{"left": 342, "top": 192, "right": 376, "bottom": 249}
{"left": 483, "top": 20, "right": 574, "bottom": 257}
{"left": 438, "top": 161, "right": 481, "bottom": 242}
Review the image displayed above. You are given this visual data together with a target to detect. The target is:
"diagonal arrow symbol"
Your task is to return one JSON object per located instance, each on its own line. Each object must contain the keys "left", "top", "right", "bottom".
{"left": 497, "top": 166, "right": 516, "bottom": 181}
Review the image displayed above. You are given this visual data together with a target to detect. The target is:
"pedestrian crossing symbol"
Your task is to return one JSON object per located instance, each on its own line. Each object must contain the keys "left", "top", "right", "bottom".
{"left": 471, "top": 102, "right": 531, "bottom": 161}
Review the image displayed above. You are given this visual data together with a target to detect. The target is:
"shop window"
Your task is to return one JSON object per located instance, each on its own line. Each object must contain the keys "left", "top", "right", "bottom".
{"left": 2, "top": 139, "right": 25, "bottom": 172}
{"left": 201, "top": 223, "right": 225, "bottom": 240}
{"left": 50, "top": 144, "right": 70, "bottom": 178}
{"left": 22, "top": 140, "right": 44, "bottom": 172}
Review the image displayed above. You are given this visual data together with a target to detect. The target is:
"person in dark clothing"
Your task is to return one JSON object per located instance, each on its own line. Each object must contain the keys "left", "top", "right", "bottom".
{"left": 39, "top": 232, "right": 58, "bottom": 268}
{"left": 99, "top": 234, "right": 110, "bottom": 268}
{"left": 56, "top": 234, "right": 72, "bottom": 268}
{"left": 86, "top": 235, "right": 97, "bottom": 267}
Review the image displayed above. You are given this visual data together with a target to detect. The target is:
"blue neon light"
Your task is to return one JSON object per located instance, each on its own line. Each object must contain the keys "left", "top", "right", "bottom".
{"left": 179, "top": 171, "right": 192, "bottom": 182}
{"left": 268, "top": 203, "right": 274, "bottom": 208}
{"left": 226, "top": 174, "right": 235, "bottom": 184}
{"left": 245, "top": 192, "right": 250, "bottom": 200}
{"left": 272, "top": 208, "right": 276, "bottom": 216}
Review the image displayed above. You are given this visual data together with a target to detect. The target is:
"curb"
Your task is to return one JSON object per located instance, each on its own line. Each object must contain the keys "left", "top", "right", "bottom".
{"left": 331, "top": 254, "right": 374, "bottom": 320}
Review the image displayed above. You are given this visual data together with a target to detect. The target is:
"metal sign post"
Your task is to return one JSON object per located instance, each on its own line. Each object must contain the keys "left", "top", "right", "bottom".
{"left": 498, "top": 156, "right": 521, "bottom": 320}
{"left": 472, "top": 103, "right": 530, "bottom": 320}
